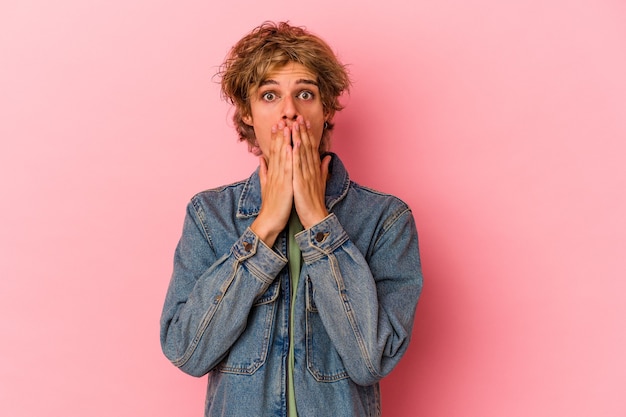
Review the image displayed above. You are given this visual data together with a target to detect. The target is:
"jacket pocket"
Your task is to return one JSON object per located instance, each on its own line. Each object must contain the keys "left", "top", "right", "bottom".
{"left": 216, "top": 278, "right": 280, "bottom": 375}
{"left": 305, "top": 276, "right": 350, "bottom": 382}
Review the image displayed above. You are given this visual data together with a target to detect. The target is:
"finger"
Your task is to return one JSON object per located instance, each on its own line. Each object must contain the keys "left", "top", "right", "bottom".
{"left": 282, "top": 125, "right": 293, "bottom": 177}
{"left": 268, "top": 123, "right": 289, "bottom": 178}
{"left": 282, "top": 123, "right": 291, "bottom": 148}
{"left": 269, "top": 123, "right": 283, "bottom": 157}
{"left": 259, "top": 156, "right": 268, "bottom": 187}
{"left": 298, "top": 119, "right": 319, "bottom": 177}
{"left": 292, "top": 121, "right": 303, "bottom": 172}
{"left": 320, "top": 154, "right": 331, "bottom": 183}
{"left": 296, "top": 116, "right": 311, "bottom": 152}
{"left": 266, "top": 124, "right": 279, "bottom": 167}
{"left": 271, "top": 124, "right": 289, "bottom": 164}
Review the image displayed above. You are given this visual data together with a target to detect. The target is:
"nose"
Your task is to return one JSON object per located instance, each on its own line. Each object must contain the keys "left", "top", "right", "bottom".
{"left": 281, "top": 95, "right": 298, "bottom": 123}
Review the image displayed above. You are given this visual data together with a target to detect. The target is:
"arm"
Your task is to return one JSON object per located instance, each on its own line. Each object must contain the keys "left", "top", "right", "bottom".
{"left": 160, "top": 200, "right": 287, "bottom": 377}
{"left": 295, "top": 208, "right": 423, "bottom": 386}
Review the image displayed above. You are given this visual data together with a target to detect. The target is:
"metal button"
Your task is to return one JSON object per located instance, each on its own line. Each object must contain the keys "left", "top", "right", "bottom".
{"left": 315, "top": 232, "right": 326, "bottom": 243}
{"left": 243, "top": 242, "right": 253, "bottom": 251}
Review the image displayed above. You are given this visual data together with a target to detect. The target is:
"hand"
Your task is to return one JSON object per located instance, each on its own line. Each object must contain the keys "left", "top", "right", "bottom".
{"left": 292, "top": 116, "right": 331, "bottom": 229}
{"left": 250, "top": 121, "right": 294, "bottom": 247}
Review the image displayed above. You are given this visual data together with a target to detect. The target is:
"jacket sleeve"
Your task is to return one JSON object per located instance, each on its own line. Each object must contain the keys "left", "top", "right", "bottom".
{"left": 160, "top": 200, "right": 287, "bottom": 377}
{"left": 295, "top": 209, "right": 423, "bottom": 386}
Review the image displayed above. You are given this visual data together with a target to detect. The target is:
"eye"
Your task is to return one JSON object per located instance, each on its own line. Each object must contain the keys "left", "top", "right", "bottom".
{"left": 297, "top": 90, "right": 314, "bottom": 100}
{"left": 261, "top": 91, "right": 277, "bottom": 102}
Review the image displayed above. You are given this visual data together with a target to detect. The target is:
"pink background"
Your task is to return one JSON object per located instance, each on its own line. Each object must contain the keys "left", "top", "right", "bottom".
{"left": 1, "top": 0, "right": 625, "bottom": 416}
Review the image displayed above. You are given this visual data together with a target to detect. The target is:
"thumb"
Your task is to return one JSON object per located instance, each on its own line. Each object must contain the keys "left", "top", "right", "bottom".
{"left": 321, "top": 154, "right": 332, "bottom": 182}
{"left": 258, "top": 156, "right": 268, "bottom": 187}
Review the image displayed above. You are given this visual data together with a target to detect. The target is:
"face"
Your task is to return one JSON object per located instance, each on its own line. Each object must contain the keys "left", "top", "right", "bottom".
{"left": 242, "top": 62, "right": 326, "bottom": 159}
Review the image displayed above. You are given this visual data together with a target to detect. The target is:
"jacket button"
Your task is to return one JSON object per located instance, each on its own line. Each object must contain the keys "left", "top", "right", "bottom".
{"left": 315, "top": 232, "right": 326, "bottom": 242}
{"left": 244, "top": 242, "right": 253, "bottom": 251}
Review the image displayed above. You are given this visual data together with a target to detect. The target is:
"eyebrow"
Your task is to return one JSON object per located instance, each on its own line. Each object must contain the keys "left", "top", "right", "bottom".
{"left": 258, "top": 78, "right": 319, "bottom": 87}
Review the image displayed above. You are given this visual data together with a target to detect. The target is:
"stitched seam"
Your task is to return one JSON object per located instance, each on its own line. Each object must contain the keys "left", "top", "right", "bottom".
{"left": 329, "top": 254, "right": 382, "bottom": 381}
{"left": 191, "top": 197, "right": 214, "bottom": 251}
{"left": 373, "top": 207, "right": 412, "bottom": 248}
{"left": 302, "top": 231, "right": 349, "bottom": 263}
{"left": 172, "top": 261, "right": 238, "bottom": 368}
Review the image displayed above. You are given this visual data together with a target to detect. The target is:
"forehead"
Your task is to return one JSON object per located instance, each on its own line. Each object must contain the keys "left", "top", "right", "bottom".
{"left": 260, "top": 61, "right": 318, "bottom": 85}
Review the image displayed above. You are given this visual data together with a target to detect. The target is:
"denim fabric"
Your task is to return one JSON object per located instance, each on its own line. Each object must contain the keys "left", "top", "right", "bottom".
{"left": 160, "top": 153, "right": 423, "bottom": 417}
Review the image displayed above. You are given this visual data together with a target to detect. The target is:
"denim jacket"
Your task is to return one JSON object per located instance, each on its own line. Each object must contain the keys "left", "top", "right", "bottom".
{"left": 160, "top": 154, "right": 423, "bottom": 417}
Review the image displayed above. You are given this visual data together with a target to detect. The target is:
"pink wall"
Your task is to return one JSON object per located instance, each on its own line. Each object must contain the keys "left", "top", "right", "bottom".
{"left": 1, "top": 1, "right": 625, "bottom": 416}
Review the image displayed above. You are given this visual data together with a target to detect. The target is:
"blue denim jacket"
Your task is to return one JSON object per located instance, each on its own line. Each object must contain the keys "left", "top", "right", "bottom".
{"left": 160, "top": 154, "right": 423, "bottom": 417}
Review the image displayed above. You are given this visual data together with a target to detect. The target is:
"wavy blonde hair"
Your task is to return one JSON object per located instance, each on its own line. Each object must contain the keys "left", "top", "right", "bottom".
{"left": 219, "top": 21, "right": 351, "bottom": 155}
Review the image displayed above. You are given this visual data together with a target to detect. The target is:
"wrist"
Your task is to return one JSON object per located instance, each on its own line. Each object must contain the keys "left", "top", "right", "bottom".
{"left": 250, "top": 217, "right": 282, "bottom": 248}
{"left": 300, "top": 208, "right": 329, "bottom": 230}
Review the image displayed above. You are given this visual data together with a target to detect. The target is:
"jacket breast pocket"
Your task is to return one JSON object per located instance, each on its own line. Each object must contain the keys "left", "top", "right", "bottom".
{"left": 216, "top": 278, "right": 280, "bottom": 375}
{"left": 305, "top": 276, "right": 350, "bottom": 382}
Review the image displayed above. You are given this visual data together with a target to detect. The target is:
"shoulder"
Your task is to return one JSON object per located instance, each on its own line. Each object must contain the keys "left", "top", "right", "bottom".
{"left": 191, "top": 178, "right": 248, "bottom": 201}
{"left": 326, "top": 153, "right": 411, "bottom": 217}
{"left": 187, "top": 177, "right": 249, "bottom": 216}
{"left": 347, "top": 181, "right": 411, "bottom": 214}
{"left": 336, "top": 180, "right": 415, "bottom": 237}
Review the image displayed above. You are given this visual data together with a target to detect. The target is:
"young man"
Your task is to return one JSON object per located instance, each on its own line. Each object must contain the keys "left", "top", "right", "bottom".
{"left": 160, "top": 21, "right": 423, "bottom": 416}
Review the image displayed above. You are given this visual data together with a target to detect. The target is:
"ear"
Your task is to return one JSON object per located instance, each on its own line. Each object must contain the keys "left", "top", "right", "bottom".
{"left": 242, "top": 113, "right": 253, "bottom": 126}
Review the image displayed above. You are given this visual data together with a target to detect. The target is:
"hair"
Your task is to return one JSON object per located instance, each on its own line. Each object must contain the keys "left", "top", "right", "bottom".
{"left": 218, "top": 21, "right": 351, "bottom": 155}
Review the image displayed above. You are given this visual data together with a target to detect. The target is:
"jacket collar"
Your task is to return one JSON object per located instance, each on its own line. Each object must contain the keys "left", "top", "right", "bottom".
{"left": 236, "top": 152, "right": 350, "bottom": 219}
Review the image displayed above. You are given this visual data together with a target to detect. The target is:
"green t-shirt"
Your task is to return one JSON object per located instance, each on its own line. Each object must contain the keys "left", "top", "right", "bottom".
{"left": 287, "top": 209, "right": 303, "bottom": 417}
